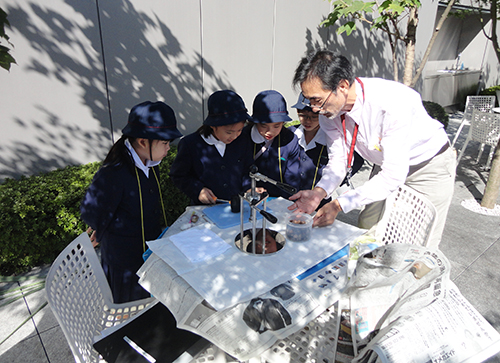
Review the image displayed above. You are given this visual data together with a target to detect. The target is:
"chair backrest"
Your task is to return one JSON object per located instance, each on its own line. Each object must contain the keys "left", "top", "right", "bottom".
{"left": 46, "top": 233, "right": 154, "bottom": 363}
{"left": 470, "top": 109, "right": 500, "bottom": 147}
{"left": 375, "top": 185, "right": 437, "bottom": 247}
{"left": 464, "top": 96, "right": 496, "bottom": 121}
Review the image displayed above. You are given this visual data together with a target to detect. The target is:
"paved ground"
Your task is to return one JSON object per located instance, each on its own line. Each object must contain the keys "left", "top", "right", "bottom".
{"left": 1, "top": 113, "right": 500, "bottom": 362}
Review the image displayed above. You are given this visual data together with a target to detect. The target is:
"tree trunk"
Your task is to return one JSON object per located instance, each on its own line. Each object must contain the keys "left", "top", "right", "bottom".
{"left": 410, "top": 0, "right": 456, "bottom": 88}
{"left": 481, "top": 138, "right": 500, "bottom": 209}
{"left": 386, "top": 31, "right": 399, "bottom": 82}
{"left": 491, "top": 0, "right": 500, "bottom": 64}
{"left": 479, "top": 0, "right": 500, "bottom": 209}
{"left": 391, "top": 44, "right": 399, "bottom": 82}
{"left": 403, "top": 6, "right": 418, "bottom": 86}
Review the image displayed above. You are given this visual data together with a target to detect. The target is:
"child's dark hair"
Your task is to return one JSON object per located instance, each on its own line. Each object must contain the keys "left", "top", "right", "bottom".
{"left": 103, "top": 135, "right": 135, "bottom": 173}
{"left": 197, "top": 125, "right": 213, "bottom": 138}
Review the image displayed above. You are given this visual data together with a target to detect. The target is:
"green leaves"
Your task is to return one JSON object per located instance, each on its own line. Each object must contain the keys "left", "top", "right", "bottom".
{"left": 379, "top": 0, "right": 421, "bottom": 13}
{"left": 322, "top": 0, "right": 420, "bottom": 35}
{"left": 321, "top": 0, "right": 376, "bottom": 34}
{"left": 338, "top": 22, "right": 357, "bottom": 35}
{"left": 0, "top": 7, "right": 10, "bottom": 40}
{"left": 0, "top": 7, "right": 16, "bottom": 71}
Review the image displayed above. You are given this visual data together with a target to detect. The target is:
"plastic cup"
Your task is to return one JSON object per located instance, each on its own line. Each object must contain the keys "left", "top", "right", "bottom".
{"left": 286, "top": 213, "right": 313, "bottom": 242}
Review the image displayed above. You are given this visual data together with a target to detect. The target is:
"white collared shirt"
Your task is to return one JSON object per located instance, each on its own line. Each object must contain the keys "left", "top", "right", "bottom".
{"left": 251, "top": 124, "right": 266, "bottom": 144}
{"left": 317, "top": 77, "right": 449, "bottom": 213}
{"left": 125, "top": 139, "right": 161, "bottom": 178}
{"left": 201, "top": 134, "right": 226, "bottom": 157}
{"left": 294, "top": 125, "right": 327, "bottom": 151}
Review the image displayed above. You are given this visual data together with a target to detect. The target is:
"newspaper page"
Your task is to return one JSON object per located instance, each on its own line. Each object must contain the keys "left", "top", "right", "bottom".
{"left": 353, "top": 283, "right": 500, "bottom": 363}
{"left": 137, "top": 253, "right": 204, "bottom": 322}
{"left": 138, "top": 246, "right": 352, "bottom": 361}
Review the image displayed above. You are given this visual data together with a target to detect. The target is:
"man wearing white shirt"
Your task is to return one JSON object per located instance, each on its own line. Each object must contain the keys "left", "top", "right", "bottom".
{"left": 291, "top": 95, "right": 363, "bottom": 203}
{"left": 288, "top": 50, "right": 456, "bottom": 248}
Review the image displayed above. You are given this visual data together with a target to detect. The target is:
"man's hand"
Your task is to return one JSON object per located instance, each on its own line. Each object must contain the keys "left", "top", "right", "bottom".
{"left": 288, "top": 188, "right": 327, "bottom": 214}
{"left": 199, "top": 187, "right": 217, "bottom": 204}
{"left": 313, "top": 199, "right": 343, "bottom": 227}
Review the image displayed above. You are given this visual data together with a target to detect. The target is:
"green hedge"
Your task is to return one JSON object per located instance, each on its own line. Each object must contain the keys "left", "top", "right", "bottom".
{"left": 479, "top": 85, "right": 500, "bottom": 96}
{"left": 423, "top": 101, "right": 449, "bottom": 129}
{"left": 0, "top": 145, "right": 188, "bottom": 275}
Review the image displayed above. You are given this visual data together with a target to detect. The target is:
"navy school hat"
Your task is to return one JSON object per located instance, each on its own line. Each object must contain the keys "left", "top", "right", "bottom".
{"left": 251, "top": 90, "right": 292, "bottom": 123}
{"left": 203, "top": 90, "right": 251, "bottom": 126}
{"left": 291, "top": 93, "right": 313, "bottom": 112}
{"left": 122, "top": 101, "right": 183, "bottom": 141}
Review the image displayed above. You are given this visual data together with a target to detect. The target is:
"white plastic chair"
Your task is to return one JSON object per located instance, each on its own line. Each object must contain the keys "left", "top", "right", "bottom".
{"left": 457, "top": 110, "right": 500, "bottom": 169}
{"left": 374, "top": 185, "right": 437, "bottom": 247}
{"left": 46, "top": 232, "right": 156, "bottom": 363}
{"left": 451, "top": 95, "right": 495, "bottom": 147}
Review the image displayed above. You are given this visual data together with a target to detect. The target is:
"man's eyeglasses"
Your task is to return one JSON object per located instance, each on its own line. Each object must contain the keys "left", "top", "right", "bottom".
{"left": 301, "top": 90, "right": 333, "bottom": 111}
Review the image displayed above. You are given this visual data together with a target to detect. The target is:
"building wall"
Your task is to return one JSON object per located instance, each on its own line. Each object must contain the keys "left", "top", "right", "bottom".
{"left": 422, "top": 1, "right": 499, "bottom": 109}
{"left": 0, "top": 0, "right": 498, "bottom": 180}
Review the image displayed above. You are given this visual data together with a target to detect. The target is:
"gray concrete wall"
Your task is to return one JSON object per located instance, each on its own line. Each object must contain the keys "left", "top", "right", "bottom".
{"left": 0, "top": 0, "right": 498, "bottom": 180}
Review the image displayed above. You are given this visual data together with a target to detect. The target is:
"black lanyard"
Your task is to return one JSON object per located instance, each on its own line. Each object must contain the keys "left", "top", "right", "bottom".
{"left": 341, "top": 77, "right": 364, "bottom": 187}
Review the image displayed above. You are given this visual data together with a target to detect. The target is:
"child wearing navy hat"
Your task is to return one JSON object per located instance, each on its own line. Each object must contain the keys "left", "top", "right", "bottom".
{"left": 291, "top": 93, "right": 364, "bottom": 199}
{"left": 80, "top": 101, "right": 182, "bottom": 303}
{"left": 242, "top": 90, "right": 300, "bottom": 198}
{"left": 170, "top": 90, "right": 253, "bottom": 205}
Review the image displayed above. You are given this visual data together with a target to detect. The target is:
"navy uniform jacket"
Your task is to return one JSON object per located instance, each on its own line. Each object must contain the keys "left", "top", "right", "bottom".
{"left": 243, "top": 125, "right": 301, "bottom": 198}
{"left": 80, "top": 163, "right": 163, "bottom": 302}
{"left": 169, "top": 132, "right": 253, "bottom": 204}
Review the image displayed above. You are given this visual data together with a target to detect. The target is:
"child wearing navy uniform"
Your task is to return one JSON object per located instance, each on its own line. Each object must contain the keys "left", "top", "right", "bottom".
{"left": 169, "top": 90, "right": 253, "bottom": 205}
{"left": 291, "top": 94, "right": 363, "bottom": 199}
{"left": 80, "top": 101, "right": 182, "bottom": 303}
{"left": 243, "top": 90, "right": 301, "bottom": 198}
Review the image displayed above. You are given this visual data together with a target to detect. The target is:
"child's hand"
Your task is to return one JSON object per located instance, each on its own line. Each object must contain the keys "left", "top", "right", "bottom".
{"left": 245, "top": 187, "right": 267, "bottom": 195}
{"left": 86, "top": 226, "right": 99, "bottom": 248}
{"left": 199, "top": 187, "right": 217, "bottom": 204}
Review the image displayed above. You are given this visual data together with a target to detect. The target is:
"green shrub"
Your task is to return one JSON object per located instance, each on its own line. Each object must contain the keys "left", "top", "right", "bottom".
{"left": 423, "top": 101, "right": 449, "bottom": 129}
{"left": 0, "top": 162, "right": 100, "bottom": 274}
{"left": 158, "top": 146, "right": 190, "bottom": 225}
{"left": 0, "top": 145, "right": 188, "bottom": 275}
{"left": 479, "top": 85, "right": 500, "bottom": 96}
{"left": 285, "top": 120, "right": 301, "bottom": 128}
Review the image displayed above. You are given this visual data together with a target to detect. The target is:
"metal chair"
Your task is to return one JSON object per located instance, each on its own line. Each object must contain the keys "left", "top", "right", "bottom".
{"left": 457, "top": 110, "right": 500, "bottom": 169}
{"left": 374, "top": 185, "right": 437, "bottom": 247}
{"left": 451, "top": 95, "right": 495, "bottom": 147}
{"left": 46, "top": 232, "right": 156, "bottom": 363}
